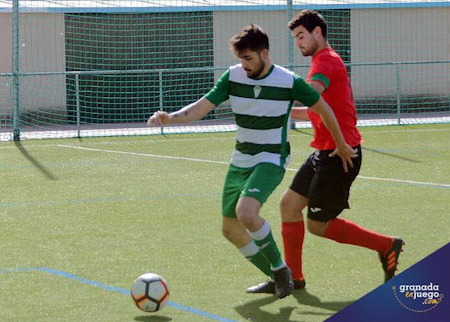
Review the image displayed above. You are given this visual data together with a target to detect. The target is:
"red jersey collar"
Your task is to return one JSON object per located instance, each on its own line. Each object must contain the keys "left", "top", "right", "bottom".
{"left": 312, "top": 47, "right": 333, "bottom": 60}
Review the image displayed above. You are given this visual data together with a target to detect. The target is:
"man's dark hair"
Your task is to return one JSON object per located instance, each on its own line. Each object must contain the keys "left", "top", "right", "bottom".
{"left": 230, "top": 24, "right": 269, "bottom": 55}
{"left": 288, "top": 10, "right": 327, "bottom": 39}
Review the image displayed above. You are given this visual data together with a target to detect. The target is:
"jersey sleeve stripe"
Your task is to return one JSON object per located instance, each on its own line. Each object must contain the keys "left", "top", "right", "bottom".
{"left": 310, "top": 73, "right": 330, "bottom": 90}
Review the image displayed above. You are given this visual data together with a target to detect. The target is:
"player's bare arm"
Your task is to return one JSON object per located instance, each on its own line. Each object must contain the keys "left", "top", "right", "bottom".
{"left": 147, "top": 97, "right": 215, "bottom": 127}
{"left": 291, "top": 106, "right": 310, "bottom": 121}
{"left": 309, "top": 97, "right": 358, "bottom": 172}
{"left": 308, "top": 80, "right": 325, "bottom": 94}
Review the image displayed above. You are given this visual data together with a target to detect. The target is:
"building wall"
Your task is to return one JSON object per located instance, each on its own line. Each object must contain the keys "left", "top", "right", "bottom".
{"left": 0, "top": 13, "right": 66, "bottom": 113}
{"left": 213, "top": 11, "right": 293, "bottom": 77}
{"left": 351, "top": 7, "right": 450, "bottom": 98}
{"left": 0, "top": 14, "right": 12, "bottom": 74}
{"left": 0, "top": 14, "right": 12, "bottom": 119}
{"left": 213, "top": 10, "right": 350, "bottom": 78}
{"left": 214, "top": 8, "right": 450, "bottom": 102}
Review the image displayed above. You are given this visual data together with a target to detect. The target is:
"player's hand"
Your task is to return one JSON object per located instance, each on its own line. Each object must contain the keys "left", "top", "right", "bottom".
{"left": 147, "top": 111, "right": 170, "bottom": 127}
{"left": 329, "top": 144, "right": 358, "bottom": 173}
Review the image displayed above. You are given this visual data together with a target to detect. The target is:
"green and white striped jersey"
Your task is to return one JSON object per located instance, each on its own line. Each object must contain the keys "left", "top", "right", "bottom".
{"left": 204, "top": 64, "right": 320, "bottom": 169}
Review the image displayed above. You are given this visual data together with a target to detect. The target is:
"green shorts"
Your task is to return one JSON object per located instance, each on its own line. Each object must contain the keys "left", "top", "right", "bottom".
{"left": 222, "top": 163, "right": 286, "bottom": 218}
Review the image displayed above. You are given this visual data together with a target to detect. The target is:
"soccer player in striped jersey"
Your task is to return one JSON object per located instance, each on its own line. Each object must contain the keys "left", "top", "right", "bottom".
{"left": 147, "top": 24, "right": 356, "bottom": 299}
{"left": 248, "top": 11, "right": 404, "bottom": 295}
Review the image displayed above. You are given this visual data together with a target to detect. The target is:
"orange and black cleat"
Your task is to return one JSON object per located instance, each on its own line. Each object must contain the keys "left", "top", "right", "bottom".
{"left": 379, "top": 238, "right": 404, "bottom": 282}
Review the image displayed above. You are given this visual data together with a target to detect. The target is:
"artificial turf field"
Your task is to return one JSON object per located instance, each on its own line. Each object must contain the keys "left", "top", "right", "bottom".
{"left": 1, "top": 124, "right": 449, "bottom": 321}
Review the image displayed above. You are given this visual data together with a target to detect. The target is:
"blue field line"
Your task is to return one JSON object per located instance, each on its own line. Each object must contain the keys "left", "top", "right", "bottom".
{"left": 1, "top": 267, "right": 236, "bottom": 322}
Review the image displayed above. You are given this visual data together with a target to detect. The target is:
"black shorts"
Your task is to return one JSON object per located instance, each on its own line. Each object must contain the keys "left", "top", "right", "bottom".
{"left": 290, "top": 145, "right": 362, "bottom": 222}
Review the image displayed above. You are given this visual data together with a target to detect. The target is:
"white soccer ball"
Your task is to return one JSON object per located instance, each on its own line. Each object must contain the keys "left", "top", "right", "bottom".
{"left": 131, "top": 273, "right": 170, "bottom": 312}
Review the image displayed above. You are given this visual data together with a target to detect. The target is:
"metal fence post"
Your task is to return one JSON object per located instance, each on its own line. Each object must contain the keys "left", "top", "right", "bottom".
{"left": 75, "top": 73, "right": 81, "bottom": 138}
{"left": 159, "top": 70, "right": 164, "bottom": 135}
{"left": 395, "top": 64, "right": 402, "bottom": 125}
{"left": 287, "top": 0, "right": 294, "bottom": 70}
{"left": 287, "top": 0, "right": 296, "bottom": 129}
{"left": 12, "top": 0, "right": 20, "bottom": 141}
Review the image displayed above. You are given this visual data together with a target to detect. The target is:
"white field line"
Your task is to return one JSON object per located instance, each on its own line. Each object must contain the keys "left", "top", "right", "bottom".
{"left": 57, "top": 144, "right": 229, "bottom": 165}
{"left": 58, "top": 144, "right": 450, "bottom": 188}
{"left": 358, "top": 127, "right": 450, "bottom": 135}
{"left": 354, "top": 175, "right": 450, "bottom": 187}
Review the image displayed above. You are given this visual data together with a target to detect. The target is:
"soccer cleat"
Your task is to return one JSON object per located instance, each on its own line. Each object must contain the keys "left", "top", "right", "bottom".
{"left": 246, "top": 280, "right": 276, "bottom": 294}
{"left": 379, "top": 238, "right": 404, "bottom": 282}
{"left": 273, "top": 266, "right": 294, "bottom": 299}
{"left": 294, "top": 279, "right": 306, "bottom": 289}
{"left": 246, "top": 279, "right": 306, "bottom": 294}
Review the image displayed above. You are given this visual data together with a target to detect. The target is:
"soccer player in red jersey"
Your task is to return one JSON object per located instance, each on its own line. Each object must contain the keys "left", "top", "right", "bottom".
{"left": 247, "top": 10, "right": 404, "bottom": 294}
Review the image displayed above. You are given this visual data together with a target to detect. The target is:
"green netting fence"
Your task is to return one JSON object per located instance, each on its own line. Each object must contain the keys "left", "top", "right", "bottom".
{"left": 0, "top": 0, "right": 449, "bottom": 141}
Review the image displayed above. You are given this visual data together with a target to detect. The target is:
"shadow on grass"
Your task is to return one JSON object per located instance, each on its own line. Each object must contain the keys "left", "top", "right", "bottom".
{"left": 235, "top": 296, "right": 297, "bottom": 321}
{"left": 234, "top": 290, "right": 354, "bottom": 321}
{"left": 292, "top": 128, "right": 420, "bottom": 163}
{"left": 14, "top": 140, "right": 57, "bottom": 180}
{"left": 134, "top": 315, "right": 172, "bottom": 321}
{"left": 361, "top": 146, "right": 421, "bottom": 163}
{"left": 293, "top": 289, "right": 354, "bottom": 312}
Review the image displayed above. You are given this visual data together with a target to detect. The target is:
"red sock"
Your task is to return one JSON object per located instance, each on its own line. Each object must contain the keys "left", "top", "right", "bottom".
{"left": 282, "top": 221, "right": 305, "bottom": 281}
{"left": 324, "top": 218, "right": 394, "bottom": 253}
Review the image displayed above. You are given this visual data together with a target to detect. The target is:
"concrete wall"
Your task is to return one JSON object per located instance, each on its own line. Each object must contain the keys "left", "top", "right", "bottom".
{"left": 213, "top": 11, "right": 293, "bottom": 78}
{"left": 351, "top": 7, "right": 450, "bottom": 98}
{"left": 0, "top": 14, "right": 12, "bottom": 74}
{"left": 0, "top": 14, "right": 13, "bottom": 121}
{"left": 214, "top": 8, "right": 450, "bottom": 101}
{"left": 0, "top": 13, "right": 66, "bottom": 113}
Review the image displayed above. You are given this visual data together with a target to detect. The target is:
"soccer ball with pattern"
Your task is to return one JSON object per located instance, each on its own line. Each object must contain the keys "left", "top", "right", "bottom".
{"left": 131, "top": 273, "right": 170, "bottom": 312}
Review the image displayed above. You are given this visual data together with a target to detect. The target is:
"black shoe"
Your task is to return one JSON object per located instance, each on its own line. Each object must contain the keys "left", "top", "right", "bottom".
{"left": 246, "top": 280, "right": 275, "bottom": 294}
{"left": 294, "top": 279, "right": 306, "bottom": 289}
{"left": 246, "top": 278, "right": 306, "bottom": 294}
{"left": 379, "top": 238, "right": 404, "bottom": 282}
{"left": 273, "top": 266, "right": 294, "bottom": 299}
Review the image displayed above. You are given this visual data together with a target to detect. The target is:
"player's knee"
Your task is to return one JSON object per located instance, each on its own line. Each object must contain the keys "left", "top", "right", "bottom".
{"left": 279, "top": 197, "right": 303, "bottom": 222}
{"left": 222, "top": 225, "right": 239, "bottom": 243}
{"left": 279, "top": 194, "right": 291, "bottom": 214}
{"left": 279, "top": 193, "right": 304, "bottom": 222}
{"left": 235, "top": 201, "right": 259, "bottom": 228}
{"left": 236, "top": 210, "right": 257, "bottom": 228}
{"left": 306, "top": 219, "right": 327, "bottom": 236}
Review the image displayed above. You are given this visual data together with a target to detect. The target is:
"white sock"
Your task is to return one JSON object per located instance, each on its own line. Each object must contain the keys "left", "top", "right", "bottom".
{"left": 247, "top": 220, "right": 271, "bottom": 241}
{"left": 238, "top": 241, "right": 259, "bottom": 257}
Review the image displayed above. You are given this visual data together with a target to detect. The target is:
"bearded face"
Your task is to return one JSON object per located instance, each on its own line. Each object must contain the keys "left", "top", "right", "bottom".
{"left": 238, "top": 49, "right": 267, "bottom": 79}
